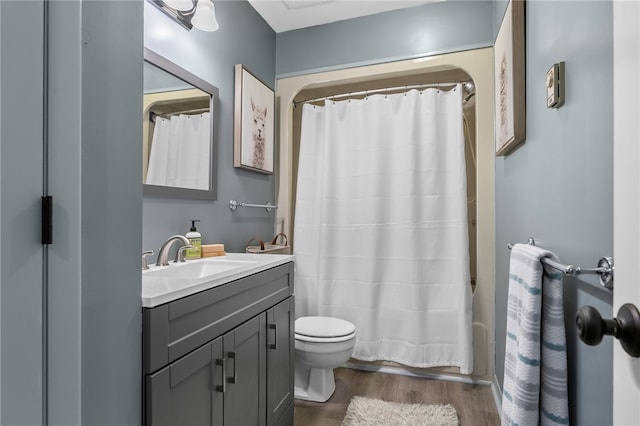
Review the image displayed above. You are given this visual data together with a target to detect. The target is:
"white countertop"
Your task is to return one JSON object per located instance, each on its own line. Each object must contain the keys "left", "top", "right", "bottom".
{"left": 142, "top": 252, "right": 294, "bottom": 308}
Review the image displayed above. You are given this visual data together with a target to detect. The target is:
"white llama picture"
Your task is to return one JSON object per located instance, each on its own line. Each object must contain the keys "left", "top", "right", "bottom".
{"left": 234, "top": 64, "right": 274, "bottom": 173}
{"left": 494, "top": 0, "right": 515, "bottom": 153}
{"left": 494, "top": 0, "right": 525, "bottom": 156}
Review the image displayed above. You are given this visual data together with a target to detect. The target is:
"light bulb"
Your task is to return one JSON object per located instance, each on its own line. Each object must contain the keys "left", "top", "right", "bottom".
{"left": 162, "top": 0, "right": 194, "bottom": 12}
{"left": 192, "top": 0, "right": 219, "bottom": 32}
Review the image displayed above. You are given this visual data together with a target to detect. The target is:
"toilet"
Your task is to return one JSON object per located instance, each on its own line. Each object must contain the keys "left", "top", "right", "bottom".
{"left": 294, "top": 316, "right": 356, "bottom": 402}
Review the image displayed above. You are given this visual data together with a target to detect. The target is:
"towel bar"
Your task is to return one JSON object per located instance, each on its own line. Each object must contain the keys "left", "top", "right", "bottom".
{"left": 507, "top": 237, "right": 614, "bottom": 289}
{"left": 229, "top": 200, "right": 277, "bottom": 212}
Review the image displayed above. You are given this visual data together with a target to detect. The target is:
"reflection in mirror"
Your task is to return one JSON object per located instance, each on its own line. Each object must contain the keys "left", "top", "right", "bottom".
{"left": 143, "top": 48, "right": 218, "bottom": 200}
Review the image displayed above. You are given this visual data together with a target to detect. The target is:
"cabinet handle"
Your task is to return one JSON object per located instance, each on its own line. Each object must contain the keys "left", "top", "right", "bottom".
{"left": 215, "top": 358, "right": 226, "bottom": 393}
{"left": 269, "top": 323, "right": 277, "bottom": 350}
{"left": 227, "top": 352, "right": 237, "bottom": 384}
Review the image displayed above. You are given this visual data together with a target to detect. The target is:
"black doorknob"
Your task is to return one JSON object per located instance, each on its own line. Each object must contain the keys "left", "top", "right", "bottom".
{"left": 576, "top": 303, "right": 640, "bottom": 357}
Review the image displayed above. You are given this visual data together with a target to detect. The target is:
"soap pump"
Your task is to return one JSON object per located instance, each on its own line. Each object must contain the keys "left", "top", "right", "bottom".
{"left": 185, "top": 220, "right": 202, "bottom": 260}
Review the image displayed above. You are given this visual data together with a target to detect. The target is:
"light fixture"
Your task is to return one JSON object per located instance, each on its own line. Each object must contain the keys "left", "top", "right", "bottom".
{"left": 148, "top": 0, "right": 219, "bottom": 32}
{"left": 162, "top": 0, "right": 193, "bottom": 12}
{"left": 191, "top": 0, "right": 219, "bottom": 32}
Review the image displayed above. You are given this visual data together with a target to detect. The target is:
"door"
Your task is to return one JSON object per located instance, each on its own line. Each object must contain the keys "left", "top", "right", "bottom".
{"left": 0, "top": 1, "right": 47, "bottom": 425}
{"left": 267, "top": 298, "right": 294, "bottom": 426}
{"left": 146, "top": 337, "right": 224, "bottom": 426}
{"left": 613, "top": 1, "right": 640, "bottom": 424}
{"left": 224, "top": 314, "right": 267, "bottom": 426}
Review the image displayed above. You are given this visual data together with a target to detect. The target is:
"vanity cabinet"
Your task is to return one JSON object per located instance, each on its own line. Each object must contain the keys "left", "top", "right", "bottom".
{"left": 267, "top": 298, "right": 295, "bottom": 425}
{"left": 145, "top": 335, "right": 224, "bottom": 425}
{"left": 143, "top": 262, "right": 294, "bottom": 426}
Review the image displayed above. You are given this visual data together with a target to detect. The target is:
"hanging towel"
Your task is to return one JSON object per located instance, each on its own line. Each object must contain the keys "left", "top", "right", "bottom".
{"left": 502, "top": 243, "right": 569, "bottom": 426}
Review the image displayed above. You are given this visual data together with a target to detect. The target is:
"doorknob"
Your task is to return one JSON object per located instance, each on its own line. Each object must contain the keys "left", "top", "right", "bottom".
{"left": 576, "top": 303, "right": 640, "bottom": 357}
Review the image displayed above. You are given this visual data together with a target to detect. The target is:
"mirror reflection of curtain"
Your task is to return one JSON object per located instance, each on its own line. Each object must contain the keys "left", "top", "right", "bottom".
{"left": 146, "top": 112, "right": 211, "bottom": 190}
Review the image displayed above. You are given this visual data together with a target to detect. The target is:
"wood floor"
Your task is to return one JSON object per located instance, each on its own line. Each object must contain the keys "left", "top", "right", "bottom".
{"left": 294, "top": 368, "right": 500, "bottom": 426}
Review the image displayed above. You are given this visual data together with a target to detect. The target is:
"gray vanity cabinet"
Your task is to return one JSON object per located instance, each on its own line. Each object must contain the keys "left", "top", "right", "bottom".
{"left": 143, "top": 262, "right": 294, "bottom": 426}
{"left": 222, "top": 314, "right": 266, "bottom": 426}
{"left": 267, "top": 298, "right": 295, "bottom": 426}
{"left": 146, "top": 337, "right": 224, "bottom": 426}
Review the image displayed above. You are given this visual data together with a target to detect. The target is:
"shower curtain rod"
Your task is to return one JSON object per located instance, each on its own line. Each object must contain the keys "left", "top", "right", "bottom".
{"left": 149, "top": 108, "right": 209, "bottom": 122}
{"left": 294, "top": 81, "right": 473, "bottom": 106}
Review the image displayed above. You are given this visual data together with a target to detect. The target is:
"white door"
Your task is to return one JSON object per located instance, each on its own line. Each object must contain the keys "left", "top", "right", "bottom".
{"left": 0, "top": 1, "right": 47, "bottom": 425}
{"left": 613, "top": 1, "right": 640, "bottom": 424}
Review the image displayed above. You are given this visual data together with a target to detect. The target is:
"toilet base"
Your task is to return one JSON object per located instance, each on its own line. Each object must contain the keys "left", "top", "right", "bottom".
{"left": 294, "top": 362, "right": 336, "bottom": 402}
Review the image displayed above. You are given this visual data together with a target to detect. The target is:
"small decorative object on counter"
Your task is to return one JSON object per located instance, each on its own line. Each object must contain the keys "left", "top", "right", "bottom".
{"left": 185, "top": 220, "right": 202, "bottom": 259}
{"left": 202, "top": 244, "right": 225, "bottom": 258}
{"left": 246, "top": 233, "right": 290, "bottom": 254}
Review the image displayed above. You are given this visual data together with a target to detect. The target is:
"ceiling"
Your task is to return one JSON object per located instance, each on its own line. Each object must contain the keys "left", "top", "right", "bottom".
{"left": 247, "top": 0, "right": 442, "bottom": 33}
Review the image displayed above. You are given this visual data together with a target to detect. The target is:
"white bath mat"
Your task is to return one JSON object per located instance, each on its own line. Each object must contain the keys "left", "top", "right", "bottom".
{"left": 341, "top": 396, "right": 459, "bottom": 426}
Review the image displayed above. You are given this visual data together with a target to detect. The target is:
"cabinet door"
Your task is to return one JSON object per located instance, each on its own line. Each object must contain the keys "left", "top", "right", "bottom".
{"left": 223, "top": 314, "right": 267, "bottom": 426}
{"left": 146, "top": 338, "right": 224, "bottom": 426}
{"left": 267, "top": 298, "right": 295, "bottom": 426}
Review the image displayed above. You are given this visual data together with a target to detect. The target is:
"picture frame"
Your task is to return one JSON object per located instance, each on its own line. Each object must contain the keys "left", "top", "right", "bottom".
{"left": 234, "top": 64, "right": 275, "bottom": 173}
{"left": 494, "top": 0, "right": 526, "bottom": 156}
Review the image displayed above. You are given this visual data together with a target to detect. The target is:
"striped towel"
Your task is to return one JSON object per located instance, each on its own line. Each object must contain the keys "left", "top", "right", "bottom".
{"left": 502, "top": 244, "right": 569, "bottom": 426}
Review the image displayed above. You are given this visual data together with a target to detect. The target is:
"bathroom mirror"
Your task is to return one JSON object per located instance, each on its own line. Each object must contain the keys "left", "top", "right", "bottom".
{"left": 143, "top": 48, "right": 218, "bottom": 200}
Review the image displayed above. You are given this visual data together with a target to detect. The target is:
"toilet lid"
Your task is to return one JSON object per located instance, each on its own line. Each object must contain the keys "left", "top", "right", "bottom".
{"left": 295, "top": 316, "right": 356, "bottom": 338}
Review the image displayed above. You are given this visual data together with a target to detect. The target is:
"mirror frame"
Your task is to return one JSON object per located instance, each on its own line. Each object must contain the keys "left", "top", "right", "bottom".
{"left": 143, "top": 47, "right": 219, "bottom": 200}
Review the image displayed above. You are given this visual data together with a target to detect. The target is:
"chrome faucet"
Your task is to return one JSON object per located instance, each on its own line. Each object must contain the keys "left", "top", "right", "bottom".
{"left": 156, "top": 235, "right": 191, "bottom": 266}
{"left": 142, "top": 250, "right": 154, "bottom": 270}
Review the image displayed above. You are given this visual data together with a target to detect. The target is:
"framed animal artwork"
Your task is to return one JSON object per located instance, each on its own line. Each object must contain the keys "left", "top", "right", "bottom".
{"left": 494, "top": 0, "right": 525, "bottom": 156}
{"left": 234, "top": 64, "right": 275, "bottom": 173}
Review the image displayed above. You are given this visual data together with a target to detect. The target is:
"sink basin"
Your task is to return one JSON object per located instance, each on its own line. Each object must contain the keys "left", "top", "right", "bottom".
{"left": 144, "top": 258, "right": 256, "bottom": 280}
{"left": 142, "top": 253, "right": 295, "bottom": 308}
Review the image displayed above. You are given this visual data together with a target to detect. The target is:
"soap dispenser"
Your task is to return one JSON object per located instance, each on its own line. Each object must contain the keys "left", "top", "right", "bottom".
{"left": 185, "top": 220, "right": 202, "bottom": 260}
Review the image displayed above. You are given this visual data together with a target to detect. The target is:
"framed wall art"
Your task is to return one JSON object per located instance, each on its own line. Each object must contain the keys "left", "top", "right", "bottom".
{"left": 234, "top": 64, "right": 275, "bottom": 173}
{"left": 495, "top": 0, "right": 526, "bottom": 156}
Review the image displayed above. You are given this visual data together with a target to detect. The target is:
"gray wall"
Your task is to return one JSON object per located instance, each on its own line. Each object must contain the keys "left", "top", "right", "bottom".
{"left": 143, "top": 1, "right": 277, "bottom": 254}
{"left": 493, "top": 1, "right": 613, "bottom": 425}
{"left": 276, "top": 1, "right": 495, "bottom": 77}
{"left": 80, "top": 2, "right": 144, "bottom": 425}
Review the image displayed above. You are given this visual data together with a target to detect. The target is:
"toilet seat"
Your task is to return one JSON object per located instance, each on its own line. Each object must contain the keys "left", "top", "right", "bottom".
{"left": 295, "top": 316, "right": 356, "bottom": 343}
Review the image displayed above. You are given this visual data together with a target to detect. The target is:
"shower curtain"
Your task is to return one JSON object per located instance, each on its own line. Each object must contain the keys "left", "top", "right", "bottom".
{"left": 293, "top": 87, "right": 473, "bottom": 373}
{"left": 146, "top": 112, "right": 211, "bottom": 190}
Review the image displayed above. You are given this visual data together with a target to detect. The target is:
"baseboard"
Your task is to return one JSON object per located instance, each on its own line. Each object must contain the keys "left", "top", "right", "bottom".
{"left": 343, "top": 360, "right": 492, "bottom": 386}
{"left": 491, "top": 374, "right": 503, "bottom": 421}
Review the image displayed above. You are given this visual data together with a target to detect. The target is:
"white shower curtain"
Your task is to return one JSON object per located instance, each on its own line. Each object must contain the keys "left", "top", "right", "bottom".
{"left": 294, "top": 88, "right": 473, "bottom": 373}
{"left": 146, "top": 112, "right": 211, "bottom": 190}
